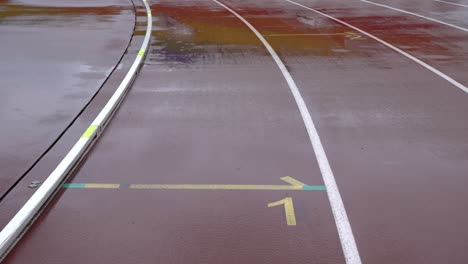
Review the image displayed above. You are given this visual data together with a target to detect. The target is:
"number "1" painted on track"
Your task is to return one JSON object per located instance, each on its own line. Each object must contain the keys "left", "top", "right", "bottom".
{"left": 268, "top": 197, "right": 297, "bottom": 226}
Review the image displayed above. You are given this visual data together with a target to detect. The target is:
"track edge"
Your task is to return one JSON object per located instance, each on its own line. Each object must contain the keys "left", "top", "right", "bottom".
{"left": 0, "top": 0, "right": 153, "bottom": 260}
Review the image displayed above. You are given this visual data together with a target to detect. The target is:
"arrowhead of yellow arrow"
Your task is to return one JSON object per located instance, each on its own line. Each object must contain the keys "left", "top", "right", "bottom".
{"left": 280, "top": 176, "right": 305, "bottom": 187}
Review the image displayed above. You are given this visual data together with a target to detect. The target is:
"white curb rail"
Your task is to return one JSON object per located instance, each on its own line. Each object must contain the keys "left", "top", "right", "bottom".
{"left": 0, "top": 0, "right": 152, "bottom": 259}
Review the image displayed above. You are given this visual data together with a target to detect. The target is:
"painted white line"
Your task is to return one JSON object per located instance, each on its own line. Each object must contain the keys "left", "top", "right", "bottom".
{"left": 434, "top": 0, "right": 468, "bottom": 8}
{"left": 0, "top": 0, "right": 152, "bottom": 259}
{"left": 361, "top": 0, "right": 468, "bottom": 32}
{"left": 210, "top": 0, "right": 362, "bottom": 263}
{"left": 285, "top": 0, "right": 468, "bottom": 94}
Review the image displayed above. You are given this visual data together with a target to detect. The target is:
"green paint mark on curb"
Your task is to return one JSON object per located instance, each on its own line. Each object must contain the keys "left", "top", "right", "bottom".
{"left": 81, "top": 125, "right": 98, "bottom": 139}
{"left": 303, "top": 185, "right": 326, "bottom": 191}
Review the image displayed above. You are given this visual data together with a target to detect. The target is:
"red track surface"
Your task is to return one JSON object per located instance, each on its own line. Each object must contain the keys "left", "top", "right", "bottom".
{"left": 1, "top": 0, "right": 468, "bottom": 263}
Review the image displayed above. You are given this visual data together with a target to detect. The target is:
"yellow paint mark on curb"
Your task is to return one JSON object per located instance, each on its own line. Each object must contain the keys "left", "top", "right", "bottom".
{"left": 137, "top": 49, "right": 145, "bottom": 57}
{"left": 81, "top": 125, "right": 98, "bottom": 139}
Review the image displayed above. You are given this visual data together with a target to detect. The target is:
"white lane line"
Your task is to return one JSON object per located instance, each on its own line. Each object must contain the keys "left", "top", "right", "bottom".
{"left": 0, "top": 0, "right": 152, "bottom": 260}
{"left": 284, "top": 0, "right": 468, "bottom": 94}
{"left": 434, "top": 0, "right": 468, "bottom": 8}
{"left": 210, "top": 0, "right": 362, "bottom": 263}
{"left": 361, "top": 0, "right": 468, "bottom": 32}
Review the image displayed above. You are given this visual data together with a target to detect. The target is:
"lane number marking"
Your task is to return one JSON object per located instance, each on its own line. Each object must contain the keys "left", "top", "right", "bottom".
{"left": 211, "top": 1, "right": 363, "bottom": 262}
{"left": 268, "top": 197, "right": 297, "bottom": 226}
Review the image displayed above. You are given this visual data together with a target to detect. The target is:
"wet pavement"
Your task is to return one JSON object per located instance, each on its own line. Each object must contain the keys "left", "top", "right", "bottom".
{"left": 0, "top": 0, "right": 135, "bottom": 198}
{"left": 2, "top": 0, "right": 468, "bottom": 263}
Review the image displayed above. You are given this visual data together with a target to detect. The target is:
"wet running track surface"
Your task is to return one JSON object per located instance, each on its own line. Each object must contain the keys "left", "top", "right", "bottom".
{"left": 0, "top": 0, "right": 134, "bottom": 198}
{"left": 1, "top": 0, "right": 468, "bottom": 263}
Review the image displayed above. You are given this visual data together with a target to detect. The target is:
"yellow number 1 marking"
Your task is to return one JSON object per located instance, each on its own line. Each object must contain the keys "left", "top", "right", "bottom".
{"left": 268, "top": 197, "right": 297, "bottom": 226}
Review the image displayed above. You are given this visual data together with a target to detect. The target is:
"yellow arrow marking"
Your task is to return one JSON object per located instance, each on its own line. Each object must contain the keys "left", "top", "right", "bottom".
{"left": 280, "top": 176, "right": 305, "bottom": 186}
{"left": 63, "top": 177, "right": 326, "bottom": 191}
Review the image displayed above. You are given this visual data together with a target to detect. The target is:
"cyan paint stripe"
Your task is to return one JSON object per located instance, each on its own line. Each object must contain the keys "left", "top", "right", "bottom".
{"left": 303, "top": 185, "right": 326, "bottom": 191}
{"left": 63, "top": 183, "right": 86, "bottom": 188}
